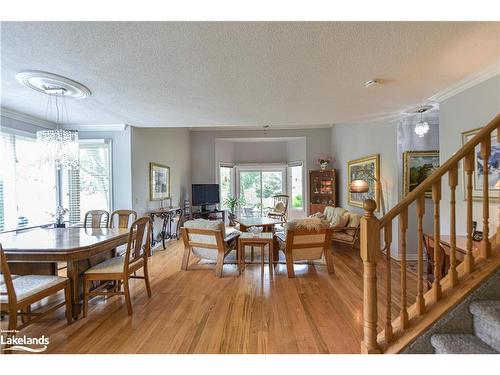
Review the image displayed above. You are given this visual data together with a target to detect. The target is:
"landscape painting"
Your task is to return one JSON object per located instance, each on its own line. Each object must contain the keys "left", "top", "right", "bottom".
{"left": 403, "top": 151, "right": 440, "bottom": 197}
{"left": 149, "top": 162, "right": 170, "bottom": 201}
{"left": 462, "top": 128, "right": 499, "bottom": 201}
{"left": 347, "top": 154, "right": 380, "bottom": 210}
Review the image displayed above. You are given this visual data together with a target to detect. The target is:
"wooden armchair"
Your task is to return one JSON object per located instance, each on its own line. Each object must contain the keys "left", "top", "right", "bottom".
{"left": 0, "top": 244, "right": 72, "bottom": 338}
{"left": 110, "top": 209, "right": 137, "bottom": 229}
{"left": 273, "top": 220, "right": 334, "bottom": 278}
{"left": 267, "top": 194, "right": 289, "bottom": 222}
{"left": 83, "top": 216, "right": 153, "bottom": 316}
{"left": 422, "top": 233, "right": 446, "bottom": 285}
{"left": 84, "top": 209, "right": 110, "bottom": 228}
{"left": 181, "top": 219, "right": 240, "bottom": 277}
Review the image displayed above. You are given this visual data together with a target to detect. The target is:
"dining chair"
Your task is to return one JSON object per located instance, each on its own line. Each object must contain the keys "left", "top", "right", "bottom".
{"left": 242, "top": 207, "right": 255, "bottom": 218}
{"left": 84, "top": 209, "right": 110, "bottom": 228}
{"left": 267, "top": 194, "right": 289, "bottom": 222}
{"left": 0, "top": 244, "right": 72, "bottom": 335}
{"left": 181, "top": 219, "right": 240, "bottom": 277}
{"left": 109, "top": 209, "right": 137, "bottom": 229}
{"left": 422, "top": 233, "right": 446, "bottom": 286}
{"left": 83, "top": 216, "right": 153, "bottom": 316}
{"left": 273, "top": 219, "right": 334, "bottom": 278}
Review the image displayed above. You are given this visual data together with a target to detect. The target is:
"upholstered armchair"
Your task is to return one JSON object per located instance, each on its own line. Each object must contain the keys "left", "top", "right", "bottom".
{"left": 181, "top": 219, "right": 240, "bottom": 277}
{"left": 318, "top": 206, "right": 361, "bottom": 248}
{"left": 273, "top": 218, "right": 334, "bottom": 278}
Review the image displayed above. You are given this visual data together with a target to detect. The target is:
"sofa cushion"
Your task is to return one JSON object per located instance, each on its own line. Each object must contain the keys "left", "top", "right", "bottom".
{"left": 324, "top": 206, "right": 348, "bottom": 226}
{"left": 334, "top": 214, "right": 349, "bottom": 228}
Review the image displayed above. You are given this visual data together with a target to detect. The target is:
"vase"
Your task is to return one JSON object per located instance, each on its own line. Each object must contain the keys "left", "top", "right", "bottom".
{"left": 320, "top": 162, "right": 329, "bottom": 171}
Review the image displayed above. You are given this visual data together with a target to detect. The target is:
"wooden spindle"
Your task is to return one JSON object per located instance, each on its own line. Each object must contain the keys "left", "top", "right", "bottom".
{"left": 464, "top": 153, "right": 475, "bottom": 274}
{"left": 384, "top": 223, "right": 393, "bottom": 343}
{"left": 448, "top": 164, "right": 458, "bottom": 287}
{"left": 432, "top": 180, "right": 442, "bottom": 301}
{"left": 360, "top": 199, "right": 381, "bottom": 354}
{"left": 399, "top": 206, "right": 409, "bottom": 328}
{"left": 480, "top": 138, "right": 491, "bottom": 258}
{"left": 416, "top": 196, "right": 426, "bottom": 315}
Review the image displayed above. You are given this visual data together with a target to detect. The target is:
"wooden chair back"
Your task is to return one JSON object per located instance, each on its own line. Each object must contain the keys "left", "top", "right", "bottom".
{"left": 84, "top": 210, "right": 110, "bottom": 228}
{"left": 284, "top": 226, "right": 332, "bottom": 260}
{"left": 110, "top": 210, "right": 137, "bottom": 229}
{"left": 124, "top": 217, "right": 152, "bottom": 272}
{"left": 273, "top": 194, "right": 289, "bottom": 210}
{"left": 181, "top": 227, "right": 225, "bottom": 253}
{"left": 422, "top": 233, "right": 446, "bottom": 278}
{"left": 0, "top": 244, "right": 16, "bottom": 306}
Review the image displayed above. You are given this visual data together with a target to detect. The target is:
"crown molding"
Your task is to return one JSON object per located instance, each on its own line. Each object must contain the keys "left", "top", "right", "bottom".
{"left": 1, "top": 108, "right": 128, "bottom": 132}
{"left": 428, "top": 61, "right": 500, "bottom": 103}
{"left": 1, "top": 107, "right": 55, "bottom": 129}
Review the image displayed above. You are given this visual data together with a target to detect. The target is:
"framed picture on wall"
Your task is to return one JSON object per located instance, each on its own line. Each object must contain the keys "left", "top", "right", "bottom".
{"left": 402, "top": 150, "right": 440, "bottom": 198}
{"left": 462, "top": 128, "right": 499, "bottom": 202}
{"left": 149, "top": 162, "right": 170, "bottom": 201}
{"left": 347, "top": 154, "right": 380, "bottom": 211}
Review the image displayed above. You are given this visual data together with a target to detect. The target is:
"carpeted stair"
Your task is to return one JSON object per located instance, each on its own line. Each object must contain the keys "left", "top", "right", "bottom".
{"left": 430, "top": 300, "right": 500, "bottom": 354}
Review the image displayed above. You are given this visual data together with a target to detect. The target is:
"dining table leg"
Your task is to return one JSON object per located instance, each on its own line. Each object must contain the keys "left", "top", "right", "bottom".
{"left": 66, "top": 260, "right": 82, "bottom": 319}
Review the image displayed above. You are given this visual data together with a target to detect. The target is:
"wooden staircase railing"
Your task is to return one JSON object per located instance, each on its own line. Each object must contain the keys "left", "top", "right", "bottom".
{"left": 360, "top": 113, "right": 500, "bottom": 354}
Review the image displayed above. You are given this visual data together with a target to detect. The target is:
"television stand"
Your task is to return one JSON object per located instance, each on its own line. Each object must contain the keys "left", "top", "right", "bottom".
{"left": 189, "top": 207, "right": 226, "bottom": 222}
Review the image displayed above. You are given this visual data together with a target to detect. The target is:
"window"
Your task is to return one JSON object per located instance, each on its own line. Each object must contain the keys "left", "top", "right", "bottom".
{"left": 236, "top": 166, "right": 286, "bottom": 218}
{"left": 218, "top": 163, "right": 234, "bottom": 210}
{"left": 0, "top": 131, "right": 57, "bottom": 231}
{"left": 62, "top": 140, "right": 112, "bottom": 224}
{"left": 288, "top": 163, "right": 303, "bottom": 210}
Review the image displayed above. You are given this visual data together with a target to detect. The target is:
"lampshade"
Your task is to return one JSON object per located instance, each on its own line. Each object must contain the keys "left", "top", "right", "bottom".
{"left": 349, "top": 179, "right": 369, "bottom": 193}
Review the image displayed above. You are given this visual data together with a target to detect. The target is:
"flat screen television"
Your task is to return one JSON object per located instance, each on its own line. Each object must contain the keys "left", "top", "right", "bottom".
{"left": 192, "top": 184, "right": 220, "bottom": 207}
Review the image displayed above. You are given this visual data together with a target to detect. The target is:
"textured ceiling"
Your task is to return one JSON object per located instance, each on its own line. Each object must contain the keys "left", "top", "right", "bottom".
{"left": 1, "top": 22, "right": 499, "bottom": 128}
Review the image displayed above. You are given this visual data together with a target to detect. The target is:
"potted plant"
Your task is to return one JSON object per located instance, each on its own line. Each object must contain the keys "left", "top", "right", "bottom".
{"left": 224, "top": 196, "right": 239, "bottom": 226}
{"left": 51, "top": 206, "right": 68, "bottom": 228}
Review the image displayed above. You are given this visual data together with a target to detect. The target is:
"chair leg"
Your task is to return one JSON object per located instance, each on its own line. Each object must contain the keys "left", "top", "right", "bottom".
{"left": 181, "top": 246, "right": 191, "bottom": 271}
{"left": 324, "top": 249, "right": 335, "bottom": 274}
{"left": 251, "top": 246, "right": 254, "bottom": 262}
{"left": 83, "top": 277, "right": 90, "bottom": 318}
{"left": 215, "top": 252, "right": 225, "bottom": 278}
{"left": 64, "top": 281, "right": 73, "bottom": 324}
{"left": 8, "top": 307, "right": 17, "bottom": 331}
{"left": 143, "top": 262, "right": 152, "bottom": 298}
{"left": 123, "top": 278, "right": 133, "bottom": 315}
{"left": 285, "top": 252, "right": 295, "bottom": 278}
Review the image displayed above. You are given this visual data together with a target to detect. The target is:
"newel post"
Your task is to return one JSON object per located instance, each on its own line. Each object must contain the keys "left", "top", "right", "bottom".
{"left": 360, "top": 199, "right": 381, "bottom": 354}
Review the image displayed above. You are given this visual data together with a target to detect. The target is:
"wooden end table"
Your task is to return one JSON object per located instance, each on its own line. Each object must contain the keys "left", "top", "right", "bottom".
{"left": 238, "top": 232, "right": 274, "bottom": 274}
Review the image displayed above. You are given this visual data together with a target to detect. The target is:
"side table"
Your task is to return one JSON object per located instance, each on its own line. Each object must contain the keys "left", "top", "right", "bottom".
{"left": 238, "top": 232, "right": 274, "bottom": 274}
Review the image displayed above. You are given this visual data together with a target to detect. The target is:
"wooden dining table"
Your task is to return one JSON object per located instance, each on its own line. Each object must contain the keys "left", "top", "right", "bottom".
{"left": 0, "top": 227, "right": 130, "bottom": 319}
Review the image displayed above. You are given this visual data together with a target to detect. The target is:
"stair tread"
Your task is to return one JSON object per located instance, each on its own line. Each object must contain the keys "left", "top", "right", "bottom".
{"left": 431, "top": 334, "right": 497, "bottom": 354}
{"left": 470, "top": 300, "right": 500, "bottom": 324}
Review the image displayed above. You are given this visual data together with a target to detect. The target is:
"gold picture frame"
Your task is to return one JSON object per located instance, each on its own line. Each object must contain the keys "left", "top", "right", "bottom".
{"left": 403, "top": 150, "right": 440, "bottom": 198}
{"left": 461, "top": 127, "right": 499, "bottom": 202}
{"left": 149, "top": 162, "right": 171, "bottom": 201}
{"left": 347, "top": 154, "right": 380, "bottom": 211}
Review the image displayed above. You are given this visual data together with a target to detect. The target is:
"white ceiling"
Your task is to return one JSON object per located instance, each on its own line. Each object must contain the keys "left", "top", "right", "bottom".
{"left": 1, "top": 22, "right": 499, "bottom": 128}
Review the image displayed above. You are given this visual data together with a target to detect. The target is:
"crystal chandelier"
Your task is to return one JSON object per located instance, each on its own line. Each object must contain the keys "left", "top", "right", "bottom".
{"left": 36, "top": 89, "right": 79, "bottom": 170}
{"left": 414, "top": 110, "right": 429, "bottom": 138}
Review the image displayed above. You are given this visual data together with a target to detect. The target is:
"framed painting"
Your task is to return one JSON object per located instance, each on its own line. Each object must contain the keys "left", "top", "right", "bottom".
{"left": 462, "top": 128, "right": 499, "bottom": 202}
{"left": 149, "top": 162, "right": 170, "bottom": 201}
{"left": 347, "top": 154, "right": 380, "bottom": 211}
{"left": 403, "top": 150, "right": 440, "bottom": 198}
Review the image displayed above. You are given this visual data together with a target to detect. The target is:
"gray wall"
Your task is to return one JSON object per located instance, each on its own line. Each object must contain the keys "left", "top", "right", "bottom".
{"left": 190, "top": 128, "right": 331, "bottom": 184}
{"left": 131, "top": 127, "right": 191, "bottom": 215}
{"left": 331, "top": 121, "right": 400, "bottom": 257}
{"left": 439, "top": 74, "right": 500, "bottom": 236}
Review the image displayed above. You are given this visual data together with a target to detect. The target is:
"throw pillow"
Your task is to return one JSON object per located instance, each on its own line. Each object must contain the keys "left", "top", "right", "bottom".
{"left": 334, "top": 214, "right": 349, "bottom": 228}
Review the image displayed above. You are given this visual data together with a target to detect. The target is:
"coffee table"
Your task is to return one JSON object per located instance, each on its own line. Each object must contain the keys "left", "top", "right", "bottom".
{"left": 237, "top": 232, "right": 274, "bottom": 274}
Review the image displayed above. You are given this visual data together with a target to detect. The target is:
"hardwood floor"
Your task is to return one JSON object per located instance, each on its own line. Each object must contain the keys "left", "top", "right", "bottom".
{"left": 1, "top": 240, "right": 417, "bottom": 354}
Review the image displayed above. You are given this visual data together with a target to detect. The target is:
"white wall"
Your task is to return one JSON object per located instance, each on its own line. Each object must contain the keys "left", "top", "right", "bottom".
{"left": 131, "top": 127, "right": 191, "bottom": 215}
{"left": 331, "top": 121, "right": 400, "bottom": 257}
{"left": 439, "top": 75, "right": 500, "bottom": 236}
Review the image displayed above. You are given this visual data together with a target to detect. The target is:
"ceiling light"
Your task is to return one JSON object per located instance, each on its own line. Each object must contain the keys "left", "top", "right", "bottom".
{"left": 414, "top": 107, "right": 430, "bottom": 138}
{"left": 364, "top": 79, "right": 380, "bottom": 89}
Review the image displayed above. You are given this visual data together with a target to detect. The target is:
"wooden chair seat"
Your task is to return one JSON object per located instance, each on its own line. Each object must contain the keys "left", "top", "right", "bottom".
{"left": 84, "top": 257, "right": 143, "bottom": 275}
{"left": 0, "top": 275, "right": 68, "bottom": 303}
